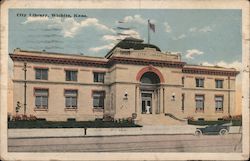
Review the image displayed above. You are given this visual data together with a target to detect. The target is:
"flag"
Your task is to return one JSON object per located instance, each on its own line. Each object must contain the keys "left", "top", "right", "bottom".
{"left": 148, "top": 20, "right": 155, "bottom": 32}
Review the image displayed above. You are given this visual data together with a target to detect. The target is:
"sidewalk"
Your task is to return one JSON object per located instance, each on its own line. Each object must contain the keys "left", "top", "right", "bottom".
{"left": 8, "top": 125, "right": 241, "bottom": 138}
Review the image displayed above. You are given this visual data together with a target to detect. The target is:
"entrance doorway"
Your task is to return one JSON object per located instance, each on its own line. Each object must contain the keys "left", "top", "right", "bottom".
{"left": 141, "top": 93, "right": 152, "bottom": 114}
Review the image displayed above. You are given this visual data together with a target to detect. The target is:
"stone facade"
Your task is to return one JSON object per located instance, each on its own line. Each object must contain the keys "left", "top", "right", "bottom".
{"left": 9, "top": 38, "right": 239, "bottom": 123}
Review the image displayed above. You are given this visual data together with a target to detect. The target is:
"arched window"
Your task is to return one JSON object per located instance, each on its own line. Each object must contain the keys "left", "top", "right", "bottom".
{"left": 140, "top": 72, "right": 160, "bottom": 84}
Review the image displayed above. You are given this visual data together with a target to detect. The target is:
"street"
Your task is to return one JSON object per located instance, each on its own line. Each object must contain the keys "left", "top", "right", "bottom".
{"left": 8, "top": 134, "right": 242, "bottom": 152}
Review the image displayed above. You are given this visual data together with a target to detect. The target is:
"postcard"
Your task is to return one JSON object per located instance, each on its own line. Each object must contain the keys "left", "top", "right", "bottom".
{"left": 0, "top": 0, "right": 249, "bottom": 160}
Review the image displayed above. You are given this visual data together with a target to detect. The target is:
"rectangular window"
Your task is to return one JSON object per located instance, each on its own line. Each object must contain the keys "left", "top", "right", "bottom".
{"left": 65, "top": 70, "right": 77, "bottom": 81}
{"left": 182, "top": 77, "right": 185, "bottom": 86}
{"left": 215, "top": 96, "right": 223, "bottom": 111}
{"left": 195, "top": 95, "right": 204, "bottom": 112}
{"left": 196, "top": 78, "right": 204, "bottom": 87}
{"left": 215, "top": 80, "right": 223, "bottom": 88}
{"left": 65, "top": 90, "right": 78, "bottom": 108}
{"left": 35, "top": 68, "right": 48, "bottom": 80}
{"left": 34, "top": 89, "right": 48, "bottom": 109}
{"left": 93, "top": 91, "right": 105, "bottom": 109}
{"left": 93, "top": 72, "right": 105, "bottom": 83}
{"left": 181, "top": 94, "right": 185, "bottom": 112}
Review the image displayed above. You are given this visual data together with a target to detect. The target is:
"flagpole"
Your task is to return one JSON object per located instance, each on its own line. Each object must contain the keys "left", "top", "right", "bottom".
{"left": 148, "top": 19, "right": 150, "bottom": 44}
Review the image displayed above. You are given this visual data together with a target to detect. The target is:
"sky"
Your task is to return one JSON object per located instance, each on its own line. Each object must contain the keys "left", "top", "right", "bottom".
{"left": 9, "top": 9, "right": 242, "bottom": 69}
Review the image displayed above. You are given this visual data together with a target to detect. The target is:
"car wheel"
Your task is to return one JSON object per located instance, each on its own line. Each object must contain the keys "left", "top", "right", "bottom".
{"left": 195, "top": 129, "right": 202, "bottom": 136}
{"left": 219, "top": 129, "right": 228, "bottom": 136}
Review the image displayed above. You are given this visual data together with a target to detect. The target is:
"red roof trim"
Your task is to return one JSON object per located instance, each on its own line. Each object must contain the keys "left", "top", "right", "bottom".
{"left": 9, "top": 54, "right": 107, "bottom": 68}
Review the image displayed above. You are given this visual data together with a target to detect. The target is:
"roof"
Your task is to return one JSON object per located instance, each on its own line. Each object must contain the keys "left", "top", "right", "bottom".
{"left": 105, "top": 37, "right": 161, "bottom": 58}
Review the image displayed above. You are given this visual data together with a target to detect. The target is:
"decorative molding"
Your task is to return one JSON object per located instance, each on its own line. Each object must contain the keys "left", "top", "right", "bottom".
{"left": 10, "top": 54, "right": 107, "bottom": 68}
{"left": 33, "top": 66, "right": 49, "bottom": 69}
{"left": 51, "top": 67, "right": 62, "bottom": 70}
{"left": 108, "top": 56, "right": 185, "bottom": 68}
{"left": 10, "top": 53, "right": 239, "bottom": 76}
{"left": 183, "top": 67, "right": 239, "bottom": 76}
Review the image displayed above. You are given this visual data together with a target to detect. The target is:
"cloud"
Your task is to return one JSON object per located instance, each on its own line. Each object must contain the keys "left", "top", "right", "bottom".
{"left": 189, "top": 26, "right": 213, "bottom": 33}
{"left": 89, "top": 43, "right": 115, "bottom": 52}
{"left": 202, "top": 61, "right": 242, "bottom": 71}
{"left": 189, "top": 27, "right": 197, "bottom": 32}
{"left": 199, "top": 26, "right": 212, "bottom": 32}
{"left": 119, "top": 15, "right": 147, "bottom": 24}
{"left": 102, "top": 29, "right": 141, "bottom": 41}
{"left": 22, "top": 17, "right": 115, "bottom": 38}
{"left": 185, "top": 49, "right": 204, "bottom": 59}
{"left": 22, "top": 17, "right": 50, "bottom": 24}
{"left": 172, "top": 34, "right": 186, "bottom": 40}
{"left": 163, "top": 22, "right": 171, "bottom": 33}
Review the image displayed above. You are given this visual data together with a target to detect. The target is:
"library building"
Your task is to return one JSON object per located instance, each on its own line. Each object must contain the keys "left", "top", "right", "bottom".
{"left": 9, "top": 38, "right": 240, "bottom": 125}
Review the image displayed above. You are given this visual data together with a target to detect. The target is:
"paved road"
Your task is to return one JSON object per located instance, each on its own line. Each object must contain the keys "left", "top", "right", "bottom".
{"left": 8, "top": 134, "right": 242, "bottom": 152}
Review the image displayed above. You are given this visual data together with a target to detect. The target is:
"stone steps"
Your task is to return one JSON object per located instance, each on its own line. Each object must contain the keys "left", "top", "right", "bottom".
{"left": 136, "top": 114, "right": 187, "bottom": 126}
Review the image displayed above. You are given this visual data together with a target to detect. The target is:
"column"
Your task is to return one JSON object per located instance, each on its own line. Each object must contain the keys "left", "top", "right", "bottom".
{"left": 160, "top": 87, "right": 164, "bottom": 114}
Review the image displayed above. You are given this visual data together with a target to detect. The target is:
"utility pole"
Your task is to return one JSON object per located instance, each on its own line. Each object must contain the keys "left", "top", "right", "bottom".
{"left": 23, "top": 62, "right": 27, "bottom": 115}
{"left": 148, "top": 20, "right": 150, "bottom": 44}
{"left": 228, "top": 76, "right": 231, "bottom": 116}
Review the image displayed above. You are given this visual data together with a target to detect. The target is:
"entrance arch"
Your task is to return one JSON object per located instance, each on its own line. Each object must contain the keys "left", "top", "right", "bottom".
{"left": 140, "top": 72, "right": 160, "bottom": 84}
{"left": 136, "top": 66, "right": 164, "bottom": 115}
{"left": 136, "top": 66, "right": 164, "bottom": 83}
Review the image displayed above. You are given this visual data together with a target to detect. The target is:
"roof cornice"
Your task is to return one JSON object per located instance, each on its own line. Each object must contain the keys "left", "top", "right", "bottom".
{"left": 183, "top": 66, "right": 239, "bottom": 76}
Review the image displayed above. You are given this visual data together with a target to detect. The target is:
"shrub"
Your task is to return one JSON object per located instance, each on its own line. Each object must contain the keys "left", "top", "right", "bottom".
{"left": 103, "top": 114, "right": 114, "bottom": 122}
{"left": 12, "top": 114, "right": 38, "bottom": 121}
{"left": 186, "top": 116, "right": 194, "bottom": 121}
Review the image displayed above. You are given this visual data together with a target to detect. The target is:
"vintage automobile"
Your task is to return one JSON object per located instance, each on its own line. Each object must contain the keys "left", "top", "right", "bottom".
{"left": 194, "top": 124, "right": 231, "bottom": 136}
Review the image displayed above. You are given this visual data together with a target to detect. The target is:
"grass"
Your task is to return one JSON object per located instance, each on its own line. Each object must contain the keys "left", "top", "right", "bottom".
{"left": 8, "top": 120, "right": 142, "bottom": 129}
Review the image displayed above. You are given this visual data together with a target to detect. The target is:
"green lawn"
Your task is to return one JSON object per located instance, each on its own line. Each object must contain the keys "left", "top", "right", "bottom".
{"left": 8, "top": 120, "right": 142, "bottom": 129}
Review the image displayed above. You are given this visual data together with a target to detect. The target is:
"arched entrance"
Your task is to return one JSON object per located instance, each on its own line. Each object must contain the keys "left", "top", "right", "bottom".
{"left": 136, "top": 66, "right": 164, "bottom": 115}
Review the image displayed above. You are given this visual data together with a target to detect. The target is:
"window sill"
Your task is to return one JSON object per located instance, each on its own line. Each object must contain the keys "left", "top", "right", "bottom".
{"left": 215, "top": 110, "right": 224, "bottom": 113}
{"left": 65, "top": 108, "right": 78, "bottom": 111}
{"left": 93, "top": 108, "right": 104, "bottom": 112}
{"left": 195, "top": 110, "right": 204, "bottom": 113}
{"left": 34, "top": 108, "right": 48, "bottom": 111}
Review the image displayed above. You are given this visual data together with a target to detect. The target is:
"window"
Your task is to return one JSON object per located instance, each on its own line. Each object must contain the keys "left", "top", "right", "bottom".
{"left": 65, "top": 70, "right": 77, "bottom": 81}
{"left": 215, "top": 80, "right": 223, "bottom": 88}
{"left": 93, "top": 72, "right": 105, "bottom": 83}
{"left": 35, "top": 68, "right": 48, "bottom": 80}
{"left": 93, "top": 91, "right": 105, "bottom": 109}
{"left": 195, "top": 95, "right": 204, "bottom": 112}
{"left": 196, "top": 78, "right": 204, "bottom": 87}
{"left": 182, "top": 77, "right": 185, "bottom": 86}
{"left": 34, "top": 89, "right": 48, "bottom": 109}
{"left": 65, "top": 90, "right": 78, "bottom": 108}
{"left": 215, "top": 96, "right": 223, "bottom": 111}
{"left": 181, "top": 94, "right": 185, "bottom": 112}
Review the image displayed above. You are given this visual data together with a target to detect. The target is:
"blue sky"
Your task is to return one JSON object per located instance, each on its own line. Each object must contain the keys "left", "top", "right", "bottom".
{"left": 9, "top": 9, "right": 242, "bottom": 67}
